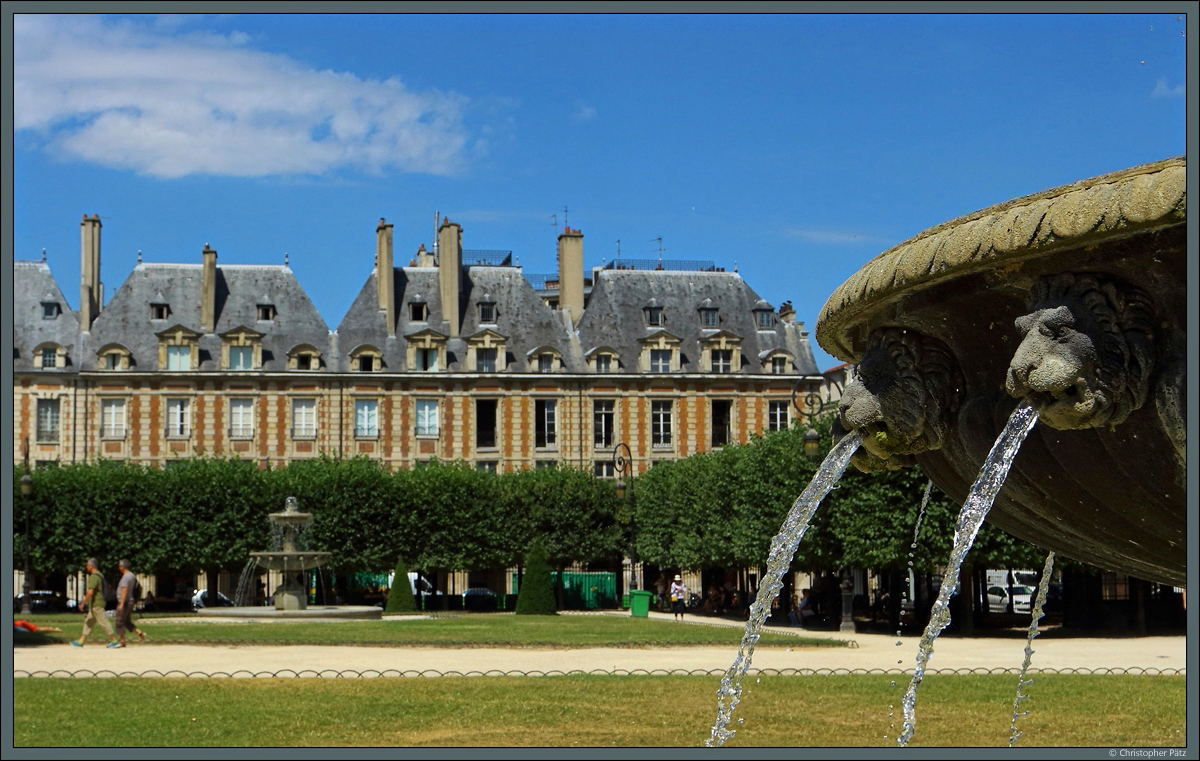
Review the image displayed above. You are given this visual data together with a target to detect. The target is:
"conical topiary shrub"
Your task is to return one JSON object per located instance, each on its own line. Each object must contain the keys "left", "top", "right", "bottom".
{"left": 514, "top": 538, "right": 557, "bottom": 615}
{"left": 385, "top": 556, "right": 419, "bottom": 614}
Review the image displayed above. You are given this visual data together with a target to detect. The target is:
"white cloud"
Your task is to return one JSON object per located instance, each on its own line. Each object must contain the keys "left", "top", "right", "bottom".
{"left": 14, "top": 15, "right": 475, "bottom": 178}
{"left": 1151, "top": 77, "right": 1184, "bottom": 98}
{"left": 782, "top": 227, "right": 885, "bottom": 245}
{"left": 572, "top": 101, "right": 597, "bottom": 122}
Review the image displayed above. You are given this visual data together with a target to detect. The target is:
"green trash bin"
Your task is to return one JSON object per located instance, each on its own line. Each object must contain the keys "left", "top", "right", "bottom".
{"left": 629, "top": 590, "right": 653, "bottom": 618}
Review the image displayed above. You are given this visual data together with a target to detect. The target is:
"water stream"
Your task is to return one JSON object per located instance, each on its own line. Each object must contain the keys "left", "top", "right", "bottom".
{"left": 887, "top": 479, "right": 936, "bottom": 742}
{"left": 1009, "top": 550, "right": 1056, "bottom": 746}
{"left": 232, "top": 558, "right": 259, "bottom": 607}
{"left": 897, "top": 398, "right": 1039, "bottom": 746}
{"left": 706, "top": 429, "right": 864, "bottom": 748}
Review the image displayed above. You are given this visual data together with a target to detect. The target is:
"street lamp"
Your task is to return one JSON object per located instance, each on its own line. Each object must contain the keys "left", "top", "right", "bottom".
{"left": 792, "top": 382, "right": 824, "bottom": 458}
{"left": 613, "top": 442, "right": 638, "bottom": 591}
{"left": 839, "top": 570, "right": 856, "bottom": 633}
{"left": 20, "top": 437, "right": 34, "bottom": 615}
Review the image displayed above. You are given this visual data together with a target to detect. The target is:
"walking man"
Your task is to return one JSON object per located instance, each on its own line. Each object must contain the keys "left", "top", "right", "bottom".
{"left": 71, "top": 558, "right": 119, "bottom": 648}
{"left": 114, "top": 558, "right": 146, "bottom": 647}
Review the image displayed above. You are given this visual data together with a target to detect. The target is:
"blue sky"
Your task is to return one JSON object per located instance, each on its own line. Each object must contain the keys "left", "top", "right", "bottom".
{"left": 11, "top": 12, "right": 1188, "bottom": 372}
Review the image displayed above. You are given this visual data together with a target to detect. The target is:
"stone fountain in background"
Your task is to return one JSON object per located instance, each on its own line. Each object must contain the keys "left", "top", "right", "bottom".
{"left": 250, "top": 496, "right": 332, "bottom": 611}
{"left": 195, "top": 496, "right": 382, "bottom": 620}
{"left": 817, "top": 157, "right": 1186, "bottom": 587}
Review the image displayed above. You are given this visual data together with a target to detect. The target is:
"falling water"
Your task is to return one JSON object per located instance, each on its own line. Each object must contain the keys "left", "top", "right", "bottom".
{"left": 1009, "top": 550, "right": 1056, "bottom": 746}
{"left": 897, "top": 399, "right": 1039, "bottom": 747}
{"left": 232, "top": 558, "right": 260, "bottom": 607}
{"left": 887, "top": 479, "right": 936, "bottom": 742}
{"left": 706, "top": 429, "right": 863, "bottom": 748}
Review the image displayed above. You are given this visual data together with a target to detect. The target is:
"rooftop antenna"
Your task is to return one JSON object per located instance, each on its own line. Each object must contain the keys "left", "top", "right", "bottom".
{"left": 284, "top": 252, "right": 289, "bottom": 267}
{"left": 433, "top": 211, "right": 440, "bottom": 258}
{"left": 651, "top": 237, "right": 665, "bottom": 267}
{"left": 615, "top": 239, "right": 621, "bottom": 261}
{"left": 550, "top": 213, "right": 558, "bottom": 237}
{"left": 41, "top": 248, "right": 46, "bottom": 263}
{"left": 562, "top": 205, "right": 569, "bottom": 229}
{"left": 136, "top": 250, "right": 142, "bottom": 264}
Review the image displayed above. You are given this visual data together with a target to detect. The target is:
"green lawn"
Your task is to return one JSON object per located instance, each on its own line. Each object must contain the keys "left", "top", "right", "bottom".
{"left": 13, "top": 673, "right": 1185, "bottom": 747}
{"left": 15, "top": 612, "right": 838, "bottom": 648}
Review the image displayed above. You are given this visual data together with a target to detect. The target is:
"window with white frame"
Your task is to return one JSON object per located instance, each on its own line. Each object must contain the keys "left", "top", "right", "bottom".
{"left": 650, "top": 349, "right": 671, "bottom": 373}
{"left": 651, "top": 400, "right": 673, "bottom": 449}
{"left": 416, "top": 348, "right": 438, "bottom": 371}
{"left": 594, "top": 461, "right": 615, "bottom": 478}
{"left": 166, "top": 345, "right": 190, "bottom": 371}
{"left": 756, "top": 310, "right": 775, "bottom": 330}
{"left": 36, "top": 399, "right": 60, "bottom": 442}
{"left": 711, "top": 349, "right": 733, "bottom": 373}
{"left": 771, "top": 356, "right": 789, "bottom": 374}
{"left": 593, "top": 400, "right": 615, "bottom": 448}
{"left": 105, "top": 352, "right": 122, "bottom": 370}
{"left": 42, "top": 302, "right": 61, "bottom": 319}
{"left": 101, "top": 398, "right": 126, "bottom": 439}
{"left": 416, "top": 399, "right": 439, "bottom": 436}
{"left": 537, "top": 353, "right": 554, "bottom": 373}
{"left": 768, "top": 400, "right": 789, "bottom": 431}
{"left": 355, "top": 399, "right": 378, "bottom": 437}
{"left": 594, "top": 354, "right": 612, "bottom": 373}
{"left": 700, "top": 307, "right": 719, "bottom": 327}
{"left": 292, "top": 398, "right": 317, "bottom": 438}
{"left": 645, "top": 306, "right": 664, "bottom": 326}
{"left": 40, "top": 347, "right": 57, "bottom": 369}
{"left": 535, "top": 399, "right": 558, "bottom": 448}
{"left": 229, "top": 398, "right": 255, "bottom": 438}
{"left": 477, "top": 347, "right": 497, "bottom": 373}
{"left": 229, "top": 346, "right": 253, "bottom": 371}
{"left": 479, "top": 302, "right": 496, "bottom": 323}
{"left": 166, "top": 398, "right": 190, "bottom": 437}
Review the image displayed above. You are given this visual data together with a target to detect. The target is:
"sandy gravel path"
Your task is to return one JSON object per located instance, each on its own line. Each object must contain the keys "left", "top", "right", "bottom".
{"left": 14, "top": 612, "right": 1186, "bottom": 677}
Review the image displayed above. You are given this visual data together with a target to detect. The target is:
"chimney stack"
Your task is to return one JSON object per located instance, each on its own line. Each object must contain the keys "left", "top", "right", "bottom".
{"left": 376, "top": 218, "right": 396, "bottom": 336}
{"left": 557, "top": 226, "right": 585, "bottom": 326}
{"left": 416, "top": 243, "right": 435, "bottom": 267}
{"left": 79, "top": 214, "right": 102, "bottom": 328}
{"left": 437, "top": 217, "right": 463, "bottom": 337}
{"left": 201, "top": 244, "right": 217, "bottom": 333}
{"left": 778, "top": 300, "right": 795, "bottom": 324}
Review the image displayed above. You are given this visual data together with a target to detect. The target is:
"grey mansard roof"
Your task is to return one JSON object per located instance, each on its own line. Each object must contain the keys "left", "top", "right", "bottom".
{"left": 15, "top": 247, "right": 819, "bottom": 378}
{"left": 576, "top": 268, "right": 818, "bottom": 374}
{"left": 13, "top": 260, "right": 80, "bottom": 372}
{"left": 80, "top": 262, "right": 331, "bottom": 372}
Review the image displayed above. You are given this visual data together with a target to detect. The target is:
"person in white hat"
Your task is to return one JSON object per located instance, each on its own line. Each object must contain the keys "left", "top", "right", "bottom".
{"left": 669, "top": 574, "right": 688, "bottom": 621}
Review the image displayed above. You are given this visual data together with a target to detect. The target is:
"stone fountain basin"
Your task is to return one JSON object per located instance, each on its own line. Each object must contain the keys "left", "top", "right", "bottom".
{"left": 816, "top": 158, "right": 1185, "bottom": 586}
{"left": 267, "top": 511, "right": 316, "bottom": 528}
{"left": 249, "top": 551, "right": 333, "bottom": 571}
{"left": 193, "top": 605, "right": 383, "bottom": 620}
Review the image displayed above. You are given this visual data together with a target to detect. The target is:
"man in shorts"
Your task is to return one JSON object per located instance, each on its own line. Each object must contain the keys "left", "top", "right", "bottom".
{"left": 70, "top": 558, "right": 119, "bottom": 648}
{"left": 114, "top": 558, "right": 146, "bottom": 647}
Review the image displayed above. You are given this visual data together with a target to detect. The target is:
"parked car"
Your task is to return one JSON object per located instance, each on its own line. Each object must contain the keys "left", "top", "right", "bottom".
{"left": 987, "top": 585, "right": 1033, "bottom": 614}
{"left": 15, "top": 590, "right": 70, "bottom": 614}
{"left": 462, "top": 587, "right": 498, "bottom": 612}
{"left": 191, "top": 589, "right": 235, "bottom": 609}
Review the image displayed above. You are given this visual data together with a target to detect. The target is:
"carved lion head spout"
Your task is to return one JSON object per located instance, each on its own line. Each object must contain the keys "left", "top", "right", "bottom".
{"left": 836, "top": 327, "right": 963, "bottom": 472}
{"left": 1005, "top": 273, "right": 1155, "bottom": 430}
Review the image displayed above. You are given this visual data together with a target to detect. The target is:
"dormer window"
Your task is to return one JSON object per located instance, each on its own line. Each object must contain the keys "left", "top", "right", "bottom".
{"left": 466, "top": 329, "right": 507, "bottom": 373}
{"left": 711, "top": 349, "right": 733, "bottom": 373}
{"left": 350, "top": 345, "right": 383, "bottom": 372}
{"left": 760, "top": 348, "right": 795, "bottom": 375}
{"left": 409, "top": 299, "right": 427, "bottom": 322}
{"left": 644, "top": 299, "right": 664, "bottom": 326}
{"left": 167, "top": 346, "right": 191, "bottom": 371}
{"left": 771, "top": 356, "right": 789, "bottom": 374}
{"left": 753, "top": 301, "right": 775, "bottom": 330}
{"left": 257, "top": 304, "right": 276, "bottom": 321}
{"left": 151, "top": 303, "right": 169, "bottom": 320}
{"left": 586, "top": 346, "right": 619, "bottom": 374}
{"left": 230, "top": 346, "right": 253, "bottom": 370}
{"left": 41, "top": 302, "right": 61, "bottom": 319}
{"left": 287, "top": 344, "right": 322, "bottom": 372}
{"left": 595, "top": 355, "right": 612, "bottom": 373}
{"left": 220, "top": 326, "right": 264, "bottom": 372}
{"left": 479, "top": 300, "right": 497, "bottom": 324}
{"left": 97, "top": 344, "right": 132, "bottom": 371}
{"left": 156, "top": 326, "right": 201, "bottom": 371}
{"left": 40, "top": 347, "right": 58, "bottom": 369}
{"left": 697, "top": 299, "right": 719, "bottom": 328}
